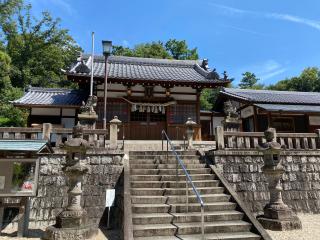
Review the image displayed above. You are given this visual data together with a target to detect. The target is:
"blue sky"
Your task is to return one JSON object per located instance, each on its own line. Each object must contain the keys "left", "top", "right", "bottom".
{"left": 28, "top": 0, "right": 320, "bottom": 86}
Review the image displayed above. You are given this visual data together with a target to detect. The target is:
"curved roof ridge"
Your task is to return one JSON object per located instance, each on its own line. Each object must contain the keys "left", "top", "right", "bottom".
{"left": 81, "top": 54, "right": 202, "bottom": 67}
{"left": 224, "top": 88, "right": 320, "bottom": 95}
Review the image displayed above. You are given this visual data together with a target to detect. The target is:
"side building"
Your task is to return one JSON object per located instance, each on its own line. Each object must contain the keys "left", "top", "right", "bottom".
{"left": 14, "top": 55, "right": 230, "bottom": 140}
{"left": 214, "top": 88, "right": 320, "bottom": 133}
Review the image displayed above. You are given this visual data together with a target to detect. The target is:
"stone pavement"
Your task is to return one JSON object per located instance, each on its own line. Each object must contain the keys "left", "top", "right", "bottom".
{"left": 0, "top": 227, "right": 120, "bottom": 240}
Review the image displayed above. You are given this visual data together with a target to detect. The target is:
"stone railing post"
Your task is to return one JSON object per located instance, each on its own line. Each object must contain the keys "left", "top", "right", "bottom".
{"left": 215, "top": 126, "right": 225, "bottom": 150}
{"left": 110, "top": 116, "right": 122, "bottom": 149}
{"left": 42, "top": 123, "right": 52, "bottom": 141}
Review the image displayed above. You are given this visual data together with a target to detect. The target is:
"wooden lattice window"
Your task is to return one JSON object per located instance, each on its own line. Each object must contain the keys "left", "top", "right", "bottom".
{"left": 96, "top": 100, "right": 128, "bottom": 122}
{"left": 168, "top": 104, "right": 197, "bottom": 124}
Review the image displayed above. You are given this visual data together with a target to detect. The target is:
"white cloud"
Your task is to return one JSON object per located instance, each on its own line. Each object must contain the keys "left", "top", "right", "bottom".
{"left": 237, "top": 60, "right": 287, "bottom": 83}
{"left": 209, "top": 2, "right": 320, "bottom": 32}
{"left": 122, "top": 40, "right": 130, "bottom": 47}
{"left": 267, "top": 13, "right": 320, "bottom": 31}
{"left": 29, "top": 0, "right": 75, "bottom": 15}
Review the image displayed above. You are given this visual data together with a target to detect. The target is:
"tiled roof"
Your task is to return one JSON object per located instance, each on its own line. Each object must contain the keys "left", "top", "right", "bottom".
{"left": 221, "top": 88, "right": 320, "bottom": 105}
{"left": 13, "top": 87, "right": 86, "bottom": 107}
{"left": 67, "top": 55, "right": 229, "bottom": 86}
{"left": 255, "top": 104, "right": 320, "bottom": 113}
{"left": 0, "top": 140, "right": 51, "bottom": 152}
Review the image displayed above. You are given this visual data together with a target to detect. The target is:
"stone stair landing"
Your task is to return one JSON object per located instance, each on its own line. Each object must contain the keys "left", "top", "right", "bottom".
{"left": 129, "top": 150, "right": 263, "bottom": 240}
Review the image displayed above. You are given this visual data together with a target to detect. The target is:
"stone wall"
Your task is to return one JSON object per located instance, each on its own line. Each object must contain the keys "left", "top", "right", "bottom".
{"left": 210, "top": 150, "right": 320, "bottom": 215}
{"left": 29, "top": 150, "right": 124, "bottom": 227}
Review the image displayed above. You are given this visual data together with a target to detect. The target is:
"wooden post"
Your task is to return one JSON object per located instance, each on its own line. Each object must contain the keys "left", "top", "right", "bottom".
{"left": 316, "top": 129, "right": 320, "bottom": 149}
{"left": 0, "top": 203, "right": 4, "bottom": 233}
{"left": 215, "top": 126, "right": 225, "bottom": 150}
{"left": 42, "top": 123, "right": 52, "bottom": 141}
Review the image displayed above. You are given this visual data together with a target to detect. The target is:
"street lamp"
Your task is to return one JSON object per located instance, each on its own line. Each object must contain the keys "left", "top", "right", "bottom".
{"left": 102, "top": 40, "right": 112, "bottom": 129}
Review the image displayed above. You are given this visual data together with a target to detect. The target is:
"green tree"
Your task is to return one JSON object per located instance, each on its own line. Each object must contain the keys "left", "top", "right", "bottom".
{"left": 165, "top": 39, "right": 198, "bottom": 60}
{"left": 267, "top": 67, "right": 320, "bottom": 92}
{"left": 0, "top": 50, "right": 26, "bottom": 126}
{"left": 112, "top": 39, "right": 198, "bottom": 60}
{"left": 239, "top": 72, "right": 263, "bottom": 89}
{"left": 0, "top": 1, "right": 81, "bottom": 88}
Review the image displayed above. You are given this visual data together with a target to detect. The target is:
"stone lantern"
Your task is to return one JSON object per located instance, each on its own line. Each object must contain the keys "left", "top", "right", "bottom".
{"left": 110, "top": 116, "right": 122, "bottom": 149}
{"left": 78, "top": 96, "right": 98, "bottom": 130}
{"left": 185, "top": 118, "right": 197, "bottom": 149}
{"left": 257, "top": 128, "right": 302, "bottom": 231}
{"left": 44, "top": 123, "right": 98, "bottom": 239}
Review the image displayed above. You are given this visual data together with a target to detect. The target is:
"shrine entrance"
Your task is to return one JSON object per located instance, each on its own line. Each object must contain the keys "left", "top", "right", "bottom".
{"left": 129, "top": 111, "right": 166, "bottom": 140}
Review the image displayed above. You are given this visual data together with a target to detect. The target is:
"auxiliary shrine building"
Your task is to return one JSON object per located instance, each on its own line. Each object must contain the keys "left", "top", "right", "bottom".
{"left": 13, "top": 55, "right": 230, "bottom": 140}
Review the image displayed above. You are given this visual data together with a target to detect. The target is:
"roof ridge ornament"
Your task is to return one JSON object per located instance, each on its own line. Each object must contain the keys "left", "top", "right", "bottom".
{"left": 206, "top": 68, "right": 220, "bottom": 80}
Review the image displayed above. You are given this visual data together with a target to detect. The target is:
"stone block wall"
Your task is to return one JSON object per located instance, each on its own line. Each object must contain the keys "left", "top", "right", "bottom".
{"left": 211, "top": 150, "right": 320, "bottom": 215}
{"left": 29, "top": 150, "right": 124, "bottom": 227}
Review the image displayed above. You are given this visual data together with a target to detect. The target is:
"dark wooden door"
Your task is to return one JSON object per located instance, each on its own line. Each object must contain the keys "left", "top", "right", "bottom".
{"left": 130, "top": 111, "right": 166, "bottom": 140}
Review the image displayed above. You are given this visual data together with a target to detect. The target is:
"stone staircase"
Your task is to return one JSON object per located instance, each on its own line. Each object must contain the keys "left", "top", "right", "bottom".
{"left": 128, "top": 150, "right": 264, "bottom": 240}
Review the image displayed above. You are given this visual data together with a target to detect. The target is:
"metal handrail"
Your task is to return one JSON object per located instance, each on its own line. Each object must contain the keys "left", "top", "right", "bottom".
{"left": 161, "top": 130, "right": 205, "bottom": 239}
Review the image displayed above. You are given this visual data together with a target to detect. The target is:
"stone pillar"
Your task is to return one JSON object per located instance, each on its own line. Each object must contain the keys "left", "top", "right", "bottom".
{"left": 78, "top": 96, "right": 98, "bottom": 130}
{"left": 215, "top": 126, "right": 225, "bottom": 150}
{"left": 257, "top": 128, "right": 302, "bottom": 231}
{"left": 222, "top": 101, "right": 241, "bottom": 132}
{"left": 185, "top": 118, "right": 196, "bottom": 149}
{"left": 42, "top": 123, "right": 52, "bottom": 141}
{"left": 110, "top": 116, "right": 122, "bottom": 149}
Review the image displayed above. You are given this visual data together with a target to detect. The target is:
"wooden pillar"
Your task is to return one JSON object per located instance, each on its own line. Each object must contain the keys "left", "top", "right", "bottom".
{"left": 268, "top": 112, "right": 272, "bottom": 128}
{"left": 196, "top": 89, "right": 201, "bottom": 124}
{"left": 253, "top": 106, "right": 258, "bottom": 132}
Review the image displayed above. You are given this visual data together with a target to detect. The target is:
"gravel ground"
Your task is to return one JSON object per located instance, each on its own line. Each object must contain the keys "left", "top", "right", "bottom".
{"left": 266, "top": 214, "right": 320, "bottom": 240}
{"left": 0, "top": 214, "right": 318, "bottom": 240}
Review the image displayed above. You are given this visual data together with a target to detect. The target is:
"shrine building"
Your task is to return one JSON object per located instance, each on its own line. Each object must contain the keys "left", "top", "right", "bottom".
{"left": 13, "top": 55, "right": 230, "bottom": 140}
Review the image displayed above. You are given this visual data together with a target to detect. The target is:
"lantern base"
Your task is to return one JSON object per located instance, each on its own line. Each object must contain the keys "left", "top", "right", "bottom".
{"left": 258, "top": 215, "right": 302, "bottom": 231}
{"left": 43, "top": 223, "right": 98, "bottom": 240}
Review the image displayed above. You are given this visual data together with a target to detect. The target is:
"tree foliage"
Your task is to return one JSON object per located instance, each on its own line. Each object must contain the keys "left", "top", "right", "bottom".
{"left": 0, "top": 0, "right": 81, "bottom": 88}
{"left": 112, "top": 39, "right": 198, "bottom": 60}
{"left": 239, "top": 72, "right": 263, "bottom": 89}
{"left": 0, "top": 0, "right": 81, "bottom": 126}
{"left": 267, "top": 67, "right": 320, "bottom": 92}
{"left": 0, "top": 50, "right": 26, "bottom": 126}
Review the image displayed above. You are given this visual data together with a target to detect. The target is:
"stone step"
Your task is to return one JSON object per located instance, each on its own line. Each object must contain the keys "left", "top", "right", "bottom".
{"left": 130, "top": 159, "right": 204, "bottom": 165}
{"left": 130, "top": 174, "right": 215, "bottom": 181}
{"left": 170, "top": 202, "right": 237, "bottom": 213}
{"left": 131, "top": 168, "right": 211, "bottom": 175}
{"left": 133, "top": 223, "right": 176, "bottom": 237}
{"left": 132, "top": 202, "right": 236, "bottom": 214}
{"left": 175, "top": 220, "right": 252, "bottom": 235}
{"left": 131, "top": 187, "right": 225, "bottom": 196}
{"left": 129, "top": 155, "right": 200, "bottom": 161}
{"left": 178, "top": 232, "right": 261, "bottom": 240}
{"left": 130, "top": 163, "right": 206, "bottom": 169}
{"left": 129, "top": 151, "right": 197, "bottom": 156}
{"left": 132, "top": 210, "right": 244, "bottom": 225}
{"left": 134, "top": 231, "right": 261, "bottom": 240}
{"left": 131, "top": 194, "right": 230, "bottom": 204}
{"left": 133, "top": 221, "right": 252, "bottom": 237}
{"left": 131, "top": 180, "right": 220, "bottom": 188}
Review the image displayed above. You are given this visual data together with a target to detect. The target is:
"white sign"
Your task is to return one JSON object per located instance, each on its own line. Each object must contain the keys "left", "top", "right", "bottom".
{"left": 309, "top": 116, "right": 320, "bottom": 126}
{"left": 241, "top": 106, "right": 254, "bottom": 119}
{"left": 106, "top": 189, "right": 115, "bottom": 207}
{"left": 0, "top": 176, "right": 5, "bottom": 190}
